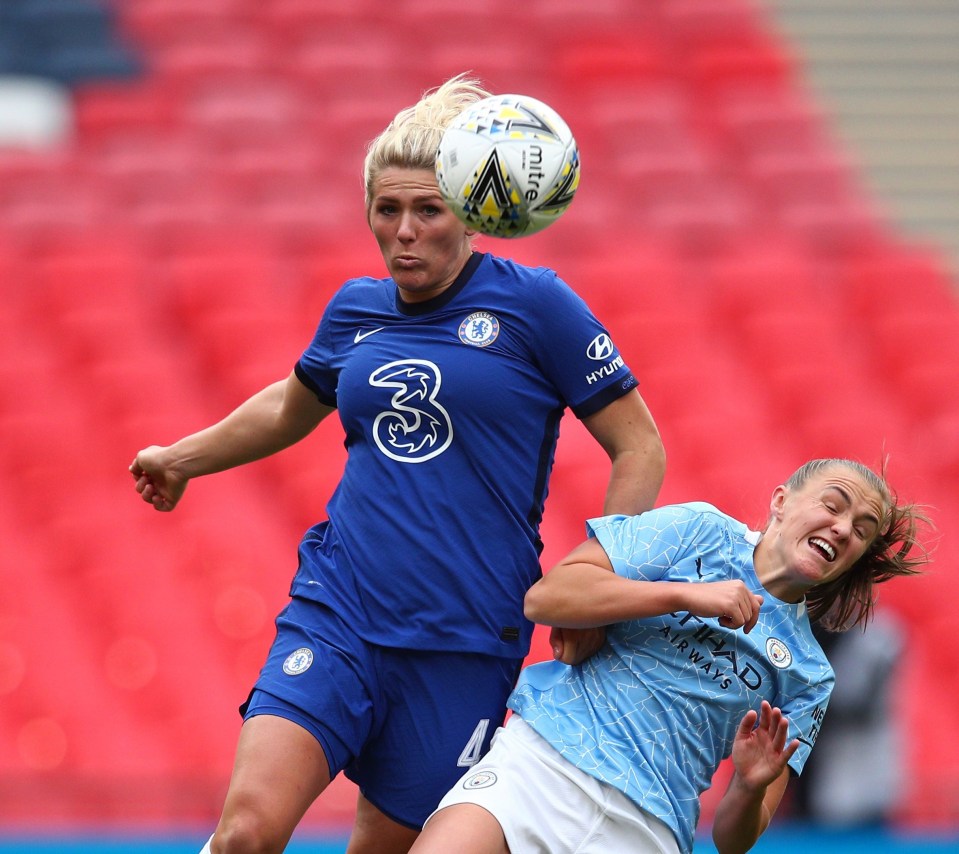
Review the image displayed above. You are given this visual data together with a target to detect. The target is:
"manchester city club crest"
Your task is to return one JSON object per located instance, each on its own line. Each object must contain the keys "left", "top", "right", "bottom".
{"left": 462, "top": 770, "right": 498, "bottom": 789}
{"left": 765, "top": 637, "right": 792, "bottom": 669}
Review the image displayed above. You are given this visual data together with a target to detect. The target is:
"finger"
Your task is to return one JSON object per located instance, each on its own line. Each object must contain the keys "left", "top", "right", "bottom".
{"left": 549, "top": 626, "right": 565, "bottom": 661}
{"left": 737, "top": 708, "right": 759, "bottom": 738}
{"left": 772, "top": 712, "right": 792, "bottom": 750}
{"left": 782, "top": 738, "right": 801, "bottom": 763}
{"left": 743, "top": 598, "right": 763, "bottom": 634}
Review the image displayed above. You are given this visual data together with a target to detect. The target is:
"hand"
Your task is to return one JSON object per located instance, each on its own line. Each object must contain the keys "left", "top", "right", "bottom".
{"left": 684, "top": 580, "right": 764, "bottom": 633}
{"left": 731, "top": 701, "right": 800, "bottom": 791}
{"left": 129, "top": 445, "right": 187, "bottom": 512}
{"left": 549, "top": 625, "right": 607, "bottom": 665}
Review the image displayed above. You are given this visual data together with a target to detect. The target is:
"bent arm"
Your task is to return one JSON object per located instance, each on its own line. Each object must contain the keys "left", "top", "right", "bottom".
{"left": 526, "top": 538, "right": 763, "bottom": 630}
{"left": 582, "top": 389, "right": 666, "bottom": 515}
{"left": 526, "top": 538, "right": 685, "bottom": 627}
{"left": 130, "top": 371, "right": 334, "bottom": 511}
{"left": 711, "top": 702, "right": 799, "bottom": 854}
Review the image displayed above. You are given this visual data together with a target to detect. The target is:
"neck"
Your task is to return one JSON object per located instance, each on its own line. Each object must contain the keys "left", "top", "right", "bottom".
{"left": 753, "top": 536, "right": 807, "bottom": 604}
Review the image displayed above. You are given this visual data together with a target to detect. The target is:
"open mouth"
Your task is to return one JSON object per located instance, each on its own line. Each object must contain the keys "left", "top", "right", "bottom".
{"left": 809, "top": 537, "right": 836, "bottom": 562}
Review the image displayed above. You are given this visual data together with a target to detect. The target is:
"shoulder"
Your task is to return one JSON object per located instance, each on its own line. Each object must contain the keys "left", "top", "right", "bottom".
{"left": 595, "top": 501, "right": 738, "bottom": 527}
{"left": 588, "top": 503, "right": 746, "bottom": 548}
{"left": 310, "top": 275, "right": 394, "bottom": 331}
{"left": 480, "top": 254, "right": 574, "bottom": 300}
{"left": 329, "top": 274, "right": 392, "bottom": 306}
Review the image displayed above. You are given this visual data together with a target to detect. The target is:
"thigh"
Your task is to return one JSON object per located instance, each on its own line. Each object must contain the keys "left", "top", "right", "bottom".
{"left": 216, "top": 714, "right": 332, "bottom": 848}
{"left": 408, "top": 801, "right": 508, "bottom": 854}
{"left": 245, "top": 597, "right": 378, "bottom": 776}
{"left": 348, "top": 650, "right": 523, "bottom": 829}
{"left": 345, "top": 791, "right": 422, "bottom": 854}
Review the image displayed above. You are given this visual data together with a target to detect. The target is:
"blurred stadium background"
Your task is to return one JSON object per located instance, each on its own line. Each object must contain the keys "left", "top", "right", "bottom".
{"left": 0, "top": 0, "right": 956, "bottom": 851}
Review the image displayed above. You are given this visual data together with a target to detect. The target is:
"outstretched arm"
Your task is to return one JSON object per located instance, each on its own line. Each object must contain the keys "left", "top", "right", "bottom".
{"left": 130, "top": 370, "right": 334, "bottom": 511}
{"left": 711, "top": 701, "right": 800, "bottom": 854}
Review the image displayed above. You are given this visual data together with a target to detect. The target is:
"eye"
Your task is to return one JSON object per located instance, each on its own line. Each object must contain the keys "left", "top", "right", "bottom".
{"left": 421, "top": 204, "right": 442, "bottom": 216}
{"left": 375, "top": 202, "right": 397, "bottom": 216}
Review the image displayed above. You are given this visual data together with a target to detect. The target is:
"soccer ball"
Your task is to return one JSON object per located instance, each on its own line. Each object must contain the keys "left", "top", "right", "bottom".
{"left": 436, "top": 94, "right": 580, "bottom": 238}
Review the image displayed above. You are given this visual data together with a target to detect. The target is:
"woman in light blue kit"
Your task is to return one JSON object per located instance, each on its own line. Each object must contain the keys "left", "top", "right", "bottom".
{"left": 412, "top": 458, "right": 928, "bottom": 854}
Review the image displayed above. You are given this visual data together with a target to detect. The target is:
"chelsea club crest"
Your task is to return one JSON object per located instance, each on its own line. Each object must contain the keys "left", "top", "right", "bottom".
{"left": 458, "top": 312, "right": 500, "bottom": 347}
{"left": 283, "top": 647, "right": 314, "bottom": 676}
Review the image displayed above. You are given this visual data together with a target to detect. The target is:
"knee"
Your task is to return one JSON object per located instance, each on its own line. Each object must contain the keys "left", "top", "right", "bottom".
{"left": 211, "top": 809, "right": 289, "bottom": 854}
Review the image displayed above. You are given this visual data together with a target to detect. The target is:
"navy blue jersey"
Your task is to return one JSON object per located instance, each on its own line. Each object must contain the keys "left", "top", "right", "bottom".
{"left": 293, "top": 252, "right": 637, "bottom": 656}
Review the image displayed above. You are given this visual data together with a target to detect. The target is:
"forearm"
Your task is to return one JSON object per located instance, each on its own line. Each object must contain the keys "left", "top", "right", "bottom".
{"left": 711, "top": 774, "right": 769, "bottom": 854}
{"left": 525, "top": 562, "right": 686, "bottom": 627}
{"left": 164, "top": 381, "right": 320, "bottom": 478}
{"left": 602, "top": 440, "right": 666, "bottom": 515}
{"left": 583, "top": 390, "right": 666, "bottom": 516}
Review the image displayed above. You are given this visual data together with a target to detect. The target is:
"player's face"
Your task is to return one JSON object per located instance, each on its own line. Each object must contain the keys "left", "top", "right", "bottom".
{"left": 763, "top": 466, "right": 886, "bottom": 597}
{"left": 368, "top": 167, "right": 474, "bottom": 303}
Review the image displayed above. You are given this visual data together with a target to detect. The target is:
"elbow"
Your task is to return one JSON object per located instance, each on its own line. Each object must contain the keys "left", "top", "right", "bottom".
{"left": 648, "top": 434, "right": 667, "bottom": 483}
{"left": 523, "top": 584, "right": 550, "bottom": 624}
{"left": 711, "top": 830, "right": 753, "bottom": 854}
{"left": 524, "top": 579, "right": 570, "bottom": 626}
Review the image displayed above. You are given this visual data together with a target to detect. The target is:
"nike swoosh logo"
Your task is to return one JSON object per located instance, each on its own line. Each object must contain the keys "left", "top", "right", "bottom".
{"left": 354, "top": 327, "right": 385, "bottom": 343}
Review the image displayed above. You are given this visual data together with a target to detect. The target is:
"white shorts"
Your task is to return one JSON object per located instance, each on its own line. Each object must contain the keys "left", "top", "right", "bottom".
{"left": 426, "top": 715, "right": 680, "bottom": 854}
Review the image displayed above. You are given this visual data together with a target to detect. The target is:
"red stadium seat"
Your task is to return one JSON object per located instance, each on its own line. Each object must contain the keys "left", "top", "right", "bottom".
{"left": 72, "top": 80, "right": 180, "bottom": 139}
{"left": 863, "top": 309, "right": 959, "bottom": 419}
{"left": 119, "top": 0, "right": 254, "bottom": 49}
{"left": 253, "top": 0, "right": 390, "bottom": 45}
{"left": 660, "top": 0, "right": 767, "bottom": 46}
{"left": 711, "top": 87, "right": 829, "bottom": 161}
{"left": 180, "top": 76, "right": 308, "bottom": 141}
{"left": 556, "top": 37, "right": 671, "bottom": 94}
{"left": 150, "top": 28, "right": 273, "bottom": 89}
{"left": 838, "top": 242, "right": 959, "bottom": 322}
{"left": 780, "top": 195, "right": 889, "bottom": 254}
{"left": 684, "top": 39, "right": 795, "bottom": 92}
{"left": 701, "top": 236, "right": 833, "bottom": 322}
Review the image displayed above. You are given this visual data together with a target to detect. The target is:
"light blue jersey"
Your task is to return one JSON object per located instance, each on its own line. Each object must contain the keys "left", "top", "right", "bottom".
{"left": 508, "top": 503, "right": 833, "bottom": 853}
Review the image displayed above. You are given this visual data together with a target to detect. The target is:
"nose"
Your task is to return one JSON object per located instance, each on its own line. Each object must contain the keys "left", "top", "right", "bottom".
{"left": 397, "top": 210, "right": 416, "bottom": 242}
{"left": 830, "top": 514, "right": 852, "bottom": 540}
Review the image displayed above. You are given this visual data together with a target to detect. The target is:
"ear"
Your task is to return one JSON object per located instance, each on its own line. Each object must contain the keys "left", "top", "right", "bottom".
{"left": 769, "top": 485, "right": 788, "bottom": 521}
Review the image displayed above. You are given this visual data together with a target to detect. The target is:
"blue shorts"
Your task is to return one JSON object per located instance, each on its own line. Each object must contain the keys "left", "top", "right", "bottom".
{"left": 241, "top": 597, "right": 523, "bottom": 829}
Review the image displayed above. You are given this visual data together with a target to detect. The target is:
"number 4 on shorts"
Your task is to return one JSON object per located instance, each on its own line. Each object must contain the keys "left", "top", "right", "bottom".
{"left": 457, "top": 719, "right": 490, "bottom": 766}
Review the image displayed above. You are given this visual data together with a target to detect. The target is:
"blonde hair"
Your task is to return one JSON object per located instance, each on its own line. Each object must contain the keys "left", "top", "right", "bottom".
{"left": 363, "top": 73, "right": 492, "bottom": 209}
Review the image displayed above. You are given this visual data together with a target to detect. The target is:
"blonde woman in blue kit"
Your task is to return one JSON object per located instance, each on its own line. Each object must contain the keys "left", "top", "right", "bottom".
{"left": 131, "top": 73, "right": 666, "bottom": 854}
{"left": 411, "top": 458, "right": 929, "bottom": 854}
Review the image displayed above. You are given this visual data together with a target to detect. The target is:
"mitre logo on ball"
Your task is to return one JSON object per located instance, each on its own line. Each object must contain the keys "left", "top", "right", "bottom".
{"left": 436, "top": 94, "right": 581, "bottom": 238}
